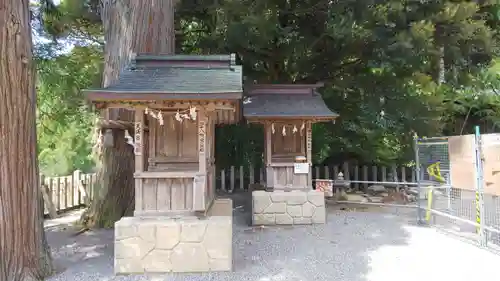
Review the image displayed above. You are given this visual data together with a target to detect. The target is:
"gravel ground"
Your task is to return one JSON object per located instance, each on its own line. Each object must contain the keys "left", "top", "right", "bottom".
{"left": 45, "top": 194, "right": 500, "bottom": 281}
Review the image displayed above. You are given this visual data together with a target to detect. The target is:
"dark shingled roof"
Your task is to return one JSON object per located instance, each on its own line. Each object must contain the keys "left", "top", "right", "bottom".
{"left": 243, "top": 92, "right": 338, "bottom": 119}
{"left": 85, "top": 54, "right": 243, "bottom": 101}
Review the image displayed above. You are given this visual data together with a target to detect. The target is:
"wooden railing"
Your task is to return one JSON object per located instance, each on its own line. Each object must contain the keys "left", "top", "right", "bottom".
{"left": 41, "top": 171, "right": 97, "bottom": 218}
{"left": 216, "top": 163, "right": 417, "bottom": 193}
{"left": 41, "top": 163, "right": 417, "bottom": 217}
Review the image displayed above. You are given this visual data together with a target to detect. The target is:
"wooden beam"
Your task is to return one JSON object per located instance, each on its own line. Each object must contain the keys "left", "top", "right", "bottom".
{"left": 198, "top": 111, "right": 207, "bottom": 174}
{"left": 245, "top": 117, "right": 337, "bottom": 123}
{"left": 100, "top": 100, "right": 238, "bottom": 110}
{"left": 134, "top": 109, "right": 145, "bottom": 214}
{"left": 40, "top": 176, "right": 58, "bottom": 219}
{"left": 194, "top": 110, "right": 207, "bottom": 211}
{"left": 306, "top": 121, "right": 313, "bottom": 189}
{"left": 98, "top": 119, "right": 134, "bottom": 130}
{"left": 73, "top": 170, "right": 89, "bottom": 205}
{"left": 134, "top": 171, "right": 198, "bottom": 178}
{"left": 206, "top": 102, "right": 216, "bottom": 112}
{"left": 134, "top": 110, "right": 145, "bottom": 171}
{"left": 265, "top": 121, "right": 273, "bottom": 188}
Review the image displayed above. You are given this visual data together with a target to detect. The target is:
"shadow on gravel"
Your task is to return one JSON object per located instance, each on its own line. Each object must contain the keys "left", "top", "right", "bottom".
{"left": 45, "top": 190, "right": 413, "bottom": 281}
{"left": 215, "top": 191, "right": 414, "bottom": 281}
{"left": 45, "top": 224, "right": 115, "bottom": 279}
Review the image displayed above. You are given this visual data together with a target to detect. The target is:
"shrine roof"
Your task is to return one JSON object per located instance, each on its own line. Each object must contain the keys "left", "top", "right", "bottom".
{"left": 84, "top": 54, "right": 243, "bottom": 101}
{"left": 242, "top": 84, "right": 338, "bottom": 120}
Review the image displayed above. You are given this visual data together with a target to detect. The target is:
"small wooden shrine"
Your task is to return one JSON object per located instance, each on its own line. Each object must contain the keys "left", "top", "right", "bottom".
{"left": 85, "top": 54, "right": 243, "bottom": 215}
{"left": 243, "top": 84, "right": 338, "bottom": 190}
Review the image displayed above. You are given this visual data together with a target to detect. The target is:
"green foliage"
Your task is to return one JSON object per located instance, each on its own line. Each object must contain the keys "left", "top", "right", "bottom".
{"left": 441, "top": 67, "right": 500, "bottom": 135}
{"left": 215, "top": 124, "right": 264, "bottom": 169}
{"left": 176, "top": 0, "right": 500, "bottom": 165}
{"left": 35, "top": 0, "right": 500, "bottom": 170}
{"left": 37, "top": 0, "right": 103, "bottom": 45}
{"left": 36, "top": 45, "right": 103, "bottom": 176}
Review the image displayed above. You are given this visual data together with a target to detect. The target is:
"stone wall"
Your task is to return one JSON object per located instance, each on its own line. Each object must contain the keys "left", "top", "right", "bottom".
{"left": 114, "top": 199, "right": 232, "bottom": 274}
{"left": 252, "top": 190, "right": 326, "bottom": 225}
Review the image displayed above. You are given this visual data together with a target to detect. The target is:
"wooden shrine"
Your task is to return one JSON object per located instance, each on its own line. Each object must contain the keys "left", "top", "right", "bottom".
{"left": 243, "top": 84, "right": 338, "bottom": 190}
{"left": 245, "top": 84, "right": 337, "bottom": 226}
{"left": 85, "top": 54, "right": 240, "bottom": 274}
{"left": 85, "top": 54, "right": 243, "bottom": 216}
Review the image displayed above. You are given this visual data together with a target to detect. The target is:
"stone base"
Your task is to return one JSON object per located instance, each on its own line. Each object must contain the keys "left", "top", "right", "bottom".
{"left": 114, "top": 199, "right": 233, "bottom": 274}
{"left": 252, "top": 190, "right": 326, "bottom": 225}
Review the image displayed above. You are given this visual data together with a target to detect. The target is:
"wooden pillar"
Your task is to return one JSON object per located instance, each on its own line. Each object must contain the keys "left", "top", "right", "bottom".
{"left": 194, "top": 110, "right": 207, "bottom": 211}
{"left": 198, "top": 111, "right": 207, "bottom": 173}
{"left": 148, "top": 115, "right": 156, "bottom": 164}
{"left": 265, "top": 122, "right": 273, "bottom": 188}
{"left": 208, "top": 114, "right": 216, "bottom": 202}
{"left": 211, "top": 115, "right": 216, "bottom": 164}
{"left": 306, "top": 121, "right": 313, "bottom": 189}
{"left": 134, "top": 109, "right": 145, "bottom": 214}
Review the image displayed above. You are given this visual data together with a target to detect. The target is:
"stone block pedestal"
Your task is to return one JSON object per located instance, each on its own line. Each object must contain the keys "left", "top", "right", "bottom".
{"left": 252, "top": 190, "right": 326, "bottom": 225}
{"left": 114, "top": 199, "right": 233, "bottom": 274}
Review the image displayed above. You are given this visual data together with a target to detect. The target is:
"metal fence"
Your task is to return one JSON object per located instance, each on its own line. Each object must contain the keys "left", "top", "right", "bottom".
{"left": 415, "top": 129, "right": 500, "bottom": 252}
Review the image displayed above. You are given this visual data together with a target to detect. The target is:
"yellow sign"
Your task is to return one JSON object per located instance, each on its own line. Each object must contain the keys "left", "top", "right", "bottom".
{"left": 425, "top": 162, "right": 444, "bottom": 223}
{"left": 427, "top": 161, "right": 445, "bottom": 183}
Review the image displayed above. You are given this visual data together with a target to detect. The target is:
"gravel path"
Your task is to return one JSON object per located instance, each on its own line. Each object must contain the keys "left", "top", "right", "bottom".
{"left": 45, "top": 200, "right": 500, "bottom": 281}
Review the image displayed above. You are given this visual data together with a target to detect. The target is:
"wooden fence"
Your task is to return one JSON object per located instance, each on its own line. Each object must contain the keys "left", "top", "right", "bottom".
{"left": 41, "top": 163, "right": 416, "bottom": 217}
{"left": 217, "top": 163, "right": 417, "bottom": 193}
{"left": 41, "top": 170, "right": 97, "bottom": 218}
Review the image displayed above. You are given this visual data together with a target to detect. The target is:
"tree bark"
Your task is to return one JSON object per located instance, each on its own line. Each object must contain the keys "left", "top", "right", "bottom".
{"left": 432, "top": 23, "right": 446, "bottom": 85}
{"left": 81, "top": 0, "right": 176, "bottom": 228}
{"left": 0, "top": 1, "right": 54, "bottom": 280}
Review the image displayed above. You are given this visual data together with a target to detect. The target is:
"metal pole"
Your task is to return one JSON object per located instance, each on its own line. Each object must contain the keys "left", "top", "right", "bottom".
{"left": 414, "top": 136, "right": 423, "bottom": 224}
{"left": 328, "top": 180, "right": 440, "bottom": 186}
{"left": 446, "top": 174, "right": 451, "bottom": 212}
{"left": 474, "top": 126, "right": 487, "bottom": 247}
{"left": 416, "top": 136, "right": 448, "bottom": 141}
{"left": 425, "top": 209, "right": 500, "bottom": 234}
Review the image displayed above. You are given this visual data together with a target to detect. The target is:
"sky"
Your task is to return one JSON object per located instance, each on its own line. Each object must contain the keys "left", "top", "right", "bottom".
{"left": 32, "top": 0, "right": 74, "bottom": 55}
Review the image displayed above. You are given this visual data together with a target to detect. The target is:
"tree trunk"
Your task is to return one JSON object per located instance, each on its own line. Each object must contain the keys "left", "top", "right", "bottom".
{"left": 0, "top": 1, "right": 54, "bottom": 280}
{"left": 81, "top": 0, "right": 176, "bottom": 228}
{"left": 432, "top": 23, "right": 446, "bottom": 85}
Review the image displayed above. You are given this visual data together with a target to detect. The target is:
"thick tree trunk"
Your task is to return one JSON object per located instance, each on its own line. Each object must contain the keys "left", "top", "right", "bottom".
{"left": 0, "top": 1, "right": 54, "bottom": 280}
{"left": 81, "top": 0, "right": 176, "bottom": 228}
